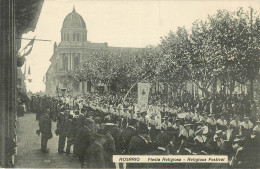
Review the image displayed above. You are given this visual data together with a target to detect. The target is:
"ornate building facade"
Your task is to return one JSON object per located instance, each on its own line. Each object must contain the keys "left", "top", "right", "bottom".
{"left": 45, "top": 8, "right": 141, "bottom": 96}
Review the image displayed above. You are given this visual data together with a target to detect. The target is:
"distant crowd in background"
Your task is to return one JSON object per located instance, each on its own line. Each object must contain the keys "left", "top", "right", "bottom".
{"left": 17, "top": 92, "right": 260, "bottom": 168}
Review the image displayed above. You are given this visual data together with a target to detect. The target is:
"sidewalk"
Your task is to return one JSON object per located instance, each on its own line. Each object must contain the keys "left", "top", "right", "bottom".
{"left": 15, "top": 113, "right": 81, "bottom": 168}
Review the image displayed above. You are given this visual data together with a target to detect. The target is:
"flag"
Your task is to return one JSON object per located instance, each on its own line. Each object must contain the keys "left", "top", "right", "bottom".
{"left": 138, "top": 83, "right": 151, "bottom": 112}
{"left": 21, "top": 36, "right": 36, "bottom": 57}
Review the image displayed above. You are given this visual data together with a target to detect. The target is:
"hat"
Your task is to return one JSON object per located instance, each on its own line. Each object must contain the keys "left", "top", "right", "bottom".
{"left": 216, "top": 130, "right": 222, "bottom": 135}
{"left": 141, "top": 111, "right": 147, "bottom": 115}
{"left": 195, "top": 121, "right": 203, "bottom": 124}
{"left": 209, "top": 113, "right": 215, "bottom": 117}
{"left": 256, "top": 120, "right": 260, "bottom": 123}
{"left": 244, "top": 116, "right": 250, "bottom": 119}
{"left": 150, "top": 112, "right": 157, "bottom": 118}
{"left": 175, "top": 118, "right": 181, "bottom": 122}
{"left": 184, "top": 123, "right": 192, "bottom": 127}
{"left": 104, "top": 123, "right": 115, "bottom": 126}
{"left": 117, "top": 104, "right": 123, "bottom": 110}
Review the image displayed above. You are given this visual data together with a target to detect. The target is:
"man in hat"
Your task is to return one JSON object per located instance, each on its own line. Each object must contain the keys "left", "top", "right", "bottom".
{"left": 194, "top": 127, "right": 207, "bottom": 144}
{"left": 146, "top": 132, "right": 171, "bottom": 168}
{"left": 65, "top": 112, "right": 74, "bottom": 154}
{"left": 38, "top": 109, "right": 52, "bottom": 153}
{"left": 214, "top": 130, "right": 225, "bottom": 149}
{"left": 128, "top": 123, "right": 150, "bottom": 168}
{"left": 161, "top": 116, "right": 172, "bottom": 131}
{"left": 193, "top": 109, "right": 203, "bottom": 122}
{"left": 172, "top": 119, "right": 184, "bottom": 133}
{"left": 241, "top": 116, "right": 253, "bottom": 138}
{"left": 149, "top": 113, "right": 159, "bottom": 127}
{"left": 253, "top": 120, "right": 260, "bottom": 136}
{"left": 241, "top": 116, "right": 253, "bottom": 130}
{"left": 56, "top": 106, "right": 67, "bottom": 154}
{"left": 128, "top": 123, "right": 150, "bottom": 155}
{"left": 207, "top": 113, "right": 216, "bottom": 125}
{"left": 86, "top": 134, "right": 108, "bottom": 168}
{"left": 216, "top": 113, "right": 227, "bottom": 131}
{"left": 179, "top": 123, "right": 194, "bottom": 141}
{"left": 121, "top": 119, "right": 137, "bottom": 154}
{"left": 229, "top": 115, "right": 241, "bottom": 140}
{"left": 140, "top": 111, "right": 148, "bottom": 124}
{"left": 230, "top": 135, "right": 248, "bottom": 168}
{"left": 207, "top": 113, "right": 217, "bottom": 134}
{"left": 193, "top": 127, "right": 207, "bottom": 153}
{"left": 76, "top": 118, "right": 95, "bottom": 168}
{"left": 123, "top": 108, "right": 131, "bottom": 119}
{"left": 103, "top": 123, "right": 117, "bottom": 168}
{"left": 93, "top": 116, "right": 102, "bottom": 133}
{"left": 148, "top": 132, "right": 171, "bottom": 155}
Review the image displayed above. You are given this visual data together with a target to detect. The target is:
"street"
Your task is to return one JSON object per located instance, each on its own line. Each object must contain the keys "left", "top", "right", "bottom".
{"left": 15, "top": 113, "right": 81, "bottom": 168}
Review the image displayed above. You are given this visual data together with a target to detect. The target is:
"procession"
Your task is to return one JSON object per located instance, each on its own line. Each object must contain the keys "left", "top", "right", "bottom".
{"left": 17, "top": 90, "right": 259, "bottom": 168}
{"left": 1, "top": 0, "right": 260, "bottom": 168}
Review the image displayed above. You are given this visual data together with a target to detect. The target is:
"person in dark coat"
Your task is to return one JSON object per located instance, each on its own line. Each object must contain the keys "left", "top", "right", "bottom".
{"left": 128, "top": 123, "right": 150, "bottom": 155}
{"left": 103, "top": 123, "right": 117, "bottom": 168}
{"left": 56, "top": 106, "right": 67, "bottom": 154}
{"left": 65, "top": 113, "right": 74, "bottom": 154}
{"left": 38, "top": 109, "right": 52, "bottom": 153}
{"left": 73, "top": 113, "right": 85, "bottom": 156}
{"left": 86, "top": 134, "right": 108, "bottom": 168}
{"left": 146, "top": 132, "right": 171, "bottom": 169}
{"left": 76, "top": 118, "right": 95, "bottom": 168}
{"left": 128, "top": 123, "right": 150, "bottom": 168}
{"left": 121, "top": 119, "right": 137, "bottom": 154}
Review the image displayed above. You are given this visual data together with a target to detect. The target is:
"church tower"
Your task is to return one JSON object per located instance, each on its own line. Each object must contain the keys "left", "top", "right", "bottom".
{"left": 60, "top": 7, "right": 87, "bottom": 43}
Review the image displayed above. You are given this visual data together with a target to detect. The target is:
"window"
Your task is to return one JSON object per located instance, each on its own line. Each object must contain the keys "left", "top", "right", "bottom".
{"left": 73, "top": 32, "right": 76, "bottom": 41}
{"left": 61, "top": 33, "right": 64, "bottom": 41}
{"left": 77, "top": 33, "right": 80, "bottom": 41}
{"left": 67, "top": 33, "right": 69, "bottom": 41}
{"left": 74, "top": 53, "right": 80, "bottom": 69}
{"left": 62, "top": 53, "right": 68, "bottom": 70}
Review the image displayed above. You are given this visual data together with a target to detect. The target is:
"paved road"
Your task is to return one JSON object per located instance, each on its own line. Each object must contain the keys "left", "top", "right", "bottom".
{"left": 15, "top": 113, "right": 81, "bottom": 168}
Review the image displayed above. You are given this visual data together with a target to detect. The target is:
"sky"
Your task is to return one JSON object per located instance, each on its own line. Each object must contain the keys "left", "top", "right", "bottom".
{"left": 21, "top": 0, "right": 260, "bottom": 93}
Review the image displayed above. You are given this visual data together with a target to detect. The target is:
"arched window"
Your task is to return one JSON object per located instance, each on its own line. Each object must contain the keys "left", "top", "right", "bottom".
{"left": 61, "top": 33, "right": 64, "bottom": 41}
{"left": 73, "top": 32, "right": 76, "bottom": 41}
{"left": 67, "top": 33, "right": 69, "bottom": 41}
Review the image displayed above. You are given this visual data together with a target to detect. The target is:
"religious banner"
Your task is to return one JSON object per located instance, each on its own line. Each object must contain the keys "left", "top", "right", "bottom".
{"left": 138, "top": 83, "right": 151, "bottom": 112}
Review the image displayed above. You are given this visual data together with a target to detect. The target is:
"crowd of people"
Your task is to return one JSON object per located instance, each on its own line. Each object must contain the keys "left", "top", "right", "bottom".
{"left": 30, "top": 92, "right": 260, "bottom": 168}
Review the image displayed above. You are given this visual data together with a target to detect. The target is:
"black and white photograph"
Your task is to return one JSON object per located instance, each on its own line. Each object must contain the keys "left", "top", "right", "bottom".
{"left": 0, "top": 0, "right": 260, "bottom": 168}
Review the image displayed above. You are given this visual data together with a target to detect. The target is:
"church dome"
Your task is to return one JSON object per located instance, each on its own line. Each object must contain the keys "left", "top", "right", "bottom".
{"left": 62, "top": 7, "right": 86, "bottom": 29}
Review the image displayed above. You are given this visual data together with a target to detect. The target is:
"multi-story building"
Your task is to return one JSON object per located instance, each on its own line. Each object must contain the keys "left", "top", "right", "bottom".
{"left": 45, "top": 7, "right": 141, "bottom": 96}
